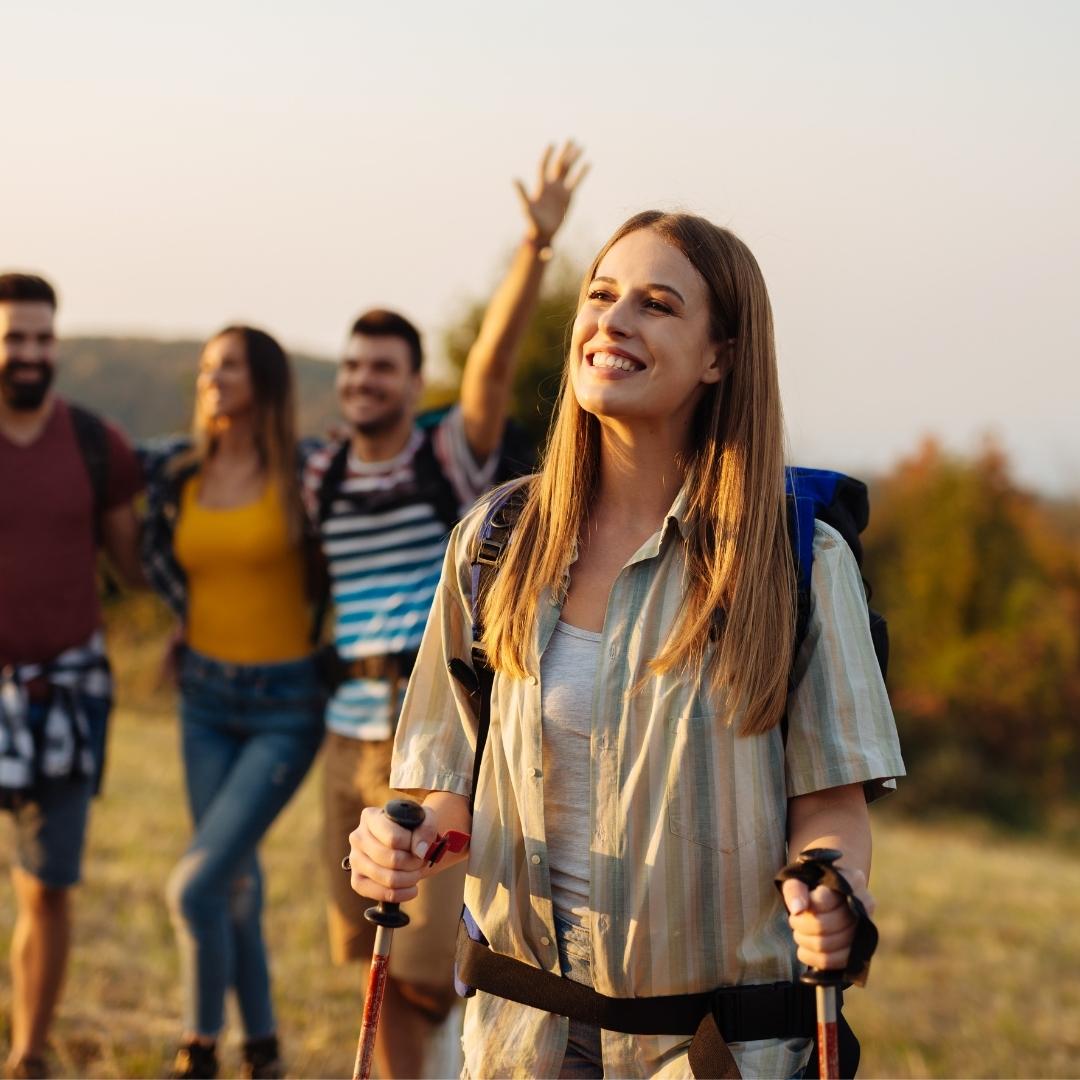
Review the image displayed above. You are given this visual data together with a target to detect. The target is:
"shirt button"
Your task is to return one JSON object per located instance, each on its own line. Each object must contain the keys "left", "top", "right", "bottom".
{"left": 540, "top": 935, "right": 551, "bottom": 947}
{"left": 527, "top": 675, "right": 538, "bottom": 686}
{"left": 531, "top": 854, "right": 541, "bottom": 865}
{"left": 530, "top": 767, "right": 541, "bottom": 778}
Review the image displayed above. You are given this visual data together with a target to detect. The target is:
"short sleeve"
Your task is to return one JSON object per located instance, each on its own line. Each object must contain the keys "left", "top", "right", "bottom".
{"left": 102, "top": 421, "right": 144, "bottom": 507}
{"left": 785, "top": 522, "right": 905, "bottom": 802}
{"left": 430, "top": 405, "right": 500, "bottom": 509}
{"left": 300, "top": 441, "right": 335, "bottom": 527}
{"left": 389, "top": 505, "right": 486, "bottom": 797}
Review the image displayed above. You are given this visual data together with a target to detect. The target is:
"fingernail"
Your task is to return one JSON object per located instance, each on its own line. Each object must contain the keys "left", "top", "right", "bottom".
{"left": 788, "top": 896, "right": 808, "bottom": 915}
{"left": 415, "top": 840, "right": 429, "bottom": 858}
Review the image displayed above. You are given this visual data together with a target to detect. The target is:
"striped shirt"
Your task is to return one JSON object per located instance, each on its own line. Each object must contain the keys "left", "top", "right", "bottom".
{"left": 391, "top": 485, "right": 906, "bottom": 1079}
{"left": 303, "top": 406, "right": 498, "bottom": 740}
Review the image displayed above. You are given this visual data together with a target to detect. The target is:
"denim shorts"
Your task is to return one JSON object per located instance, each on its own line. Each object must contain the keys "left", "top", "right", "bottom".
{"left": 8, "top": 694, "right": 110, "bottom": 888}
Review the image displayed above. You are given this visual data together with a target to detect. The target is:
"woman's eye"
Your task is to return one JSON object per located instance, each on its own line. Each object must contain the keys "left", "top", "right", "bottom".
{"left": 645, "top": 299, "right": 673, "bottom": 314}
{"left": 587, "top": 289, "right": 614, "bottom": 302}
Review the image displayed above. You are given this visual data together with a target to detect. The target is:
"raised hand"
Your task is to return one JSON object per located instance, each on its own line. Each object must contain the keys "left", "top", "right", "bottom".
{"left": 513, "top": 140, "right": 589, "bottom": 248}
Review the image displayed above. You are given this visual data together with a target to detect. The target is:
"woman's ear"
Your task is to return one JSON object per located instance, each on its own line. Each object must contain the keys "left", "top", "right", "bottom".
{"left": 703, "top": 339, "right": 736, "bottom": 384}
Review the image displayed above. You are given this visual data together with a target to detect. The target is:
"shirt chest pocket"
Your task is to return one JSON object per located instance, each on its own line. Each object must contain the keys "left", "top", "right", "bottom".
{"left": 665, "top": 714, "right": 780, "bottom": 853}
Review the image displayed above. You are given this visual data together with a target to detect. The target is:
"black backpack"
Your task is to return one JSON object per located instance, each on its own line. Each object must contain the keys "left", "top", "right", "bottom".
{"left": 69, "top": 404, "right": 110, "bottom": 546}
{"left": 309, "top": 411, "right": 537, "bottom": 669}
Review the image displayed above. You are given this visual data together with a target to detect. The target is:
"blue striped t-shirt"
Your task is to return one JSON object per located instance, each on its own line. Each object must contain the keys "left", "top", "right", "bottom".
{"left": 303, "top": 406, "right": 497, "bottom": 740}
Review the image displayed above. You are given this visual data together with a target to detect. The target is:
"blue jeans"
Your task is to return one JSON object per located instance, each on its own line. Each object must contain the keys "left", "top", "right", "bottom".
{"left": 168, "top": 649, "right": 324, "bottom": 1038}
{"left": 555, "top": 913, "right": 604, "bottom": 1079}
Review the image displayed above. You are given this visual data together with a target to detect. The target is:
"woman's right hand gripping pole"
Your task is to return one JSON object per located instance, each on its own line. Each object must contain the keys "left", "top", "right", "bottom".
{"left": 347, "top": 791, "right": 472, "bottom": 906}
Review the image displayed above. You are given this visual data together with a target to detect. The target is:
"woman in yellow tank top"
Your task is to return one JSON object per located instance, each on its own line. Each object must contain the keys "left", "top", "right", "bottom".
{"left": 141, "top": 326, "right": 323, "bottom": 1080}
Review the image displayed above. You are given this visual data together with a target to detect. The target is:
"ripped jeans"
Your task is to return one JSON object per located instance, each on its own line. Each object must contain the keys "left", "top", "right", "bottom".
{"left": 167, "top": 648, "right": 324, "bottom": 1038}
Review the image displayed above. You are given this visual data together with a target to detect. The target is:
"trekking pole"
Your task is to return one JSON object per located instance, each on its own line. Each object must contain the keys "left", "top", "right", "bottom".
{"left": 777, "top": 847, "right": 879, "bottom": 1080}
{"left": 351, "top": 797, "right": 426, "bottom": 1080}
{"left": 798, "top": 849, "right": 844, "bottom": 1080}
{"left": 779, "top": 847, "right": 845, "bottom": 1080}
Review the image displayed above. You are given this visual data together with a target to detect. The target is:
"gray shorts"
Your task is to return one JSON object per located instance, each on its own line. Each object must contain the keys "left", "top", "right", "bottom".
{"left": 5, "top": 695, "right": 109, "bottom": 888}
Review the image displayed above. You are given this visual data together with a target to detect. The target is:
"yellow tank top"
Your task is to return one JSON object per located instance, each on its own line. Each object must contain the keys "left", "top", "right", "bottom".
{"left": 174, "top": 478, "right": 311, "bottom": 663}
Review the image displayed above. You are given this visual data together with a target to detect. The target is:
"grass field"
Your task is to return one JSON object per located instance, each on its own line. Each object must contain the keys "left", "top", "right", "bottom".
{"left": 2, "top": 705, "right": 1079, "bottom": 1079}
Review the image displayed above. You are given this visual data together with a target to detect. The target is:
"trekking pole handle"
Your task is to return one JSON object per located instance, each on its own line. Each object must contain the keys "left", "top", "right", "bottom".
{"left": 363, "top": 798, "right": 426, "bottom": 930}
{"left": 793, "top": 848, "right": 845, "bottom": 987}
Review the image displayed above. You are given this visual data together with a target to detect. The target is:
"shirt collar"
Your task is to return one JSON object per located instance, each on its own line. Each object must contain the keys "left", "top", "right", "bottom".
{"left": 665, "top": 483, "right": 693, "bottom": 541}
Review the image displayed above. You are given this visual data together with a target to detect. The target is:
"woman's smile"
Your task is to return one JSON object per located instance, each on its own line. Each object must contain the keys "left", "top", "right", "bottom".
{"left": 585, "top": 347, "right": 646, "bottom": 375}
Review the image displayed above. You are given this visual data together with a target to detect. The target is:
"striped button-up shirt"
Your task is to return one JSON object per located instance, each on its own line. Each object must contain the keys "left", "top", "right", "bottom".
{"left": 391, "top": 486, "right": 905, "bottom": 1079}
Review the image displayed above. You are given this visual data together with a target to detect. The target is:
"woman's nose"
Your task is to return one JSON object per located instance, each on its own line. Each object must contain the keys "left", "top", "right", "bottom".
{"left": 597, "top": 297, "right": 632, "bottom": 337}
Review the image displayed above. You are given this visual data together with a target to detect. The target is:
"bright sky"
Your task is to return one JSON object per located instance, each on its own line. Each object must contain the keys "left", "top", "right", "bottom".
{"left": 4, "top": 1, "right": 1077, "bottom": 492}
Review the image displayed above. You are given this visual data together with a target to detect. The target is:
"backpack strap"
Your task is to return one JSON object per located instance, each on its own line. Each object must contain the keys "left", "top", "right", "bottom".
{"left": 308, "top": 439, "right": 353, "bottom": 648}
{"left": 413, "top": 430, "right": 464, "bottom": 533}
{"left": 447, "top": 480, "right": 531, "bottom": 815}
{"left": 69, "top": 405, "right": 109, "bottom": 546}
{"left": 316, "top": 439, "right": 352, "bottom": 527}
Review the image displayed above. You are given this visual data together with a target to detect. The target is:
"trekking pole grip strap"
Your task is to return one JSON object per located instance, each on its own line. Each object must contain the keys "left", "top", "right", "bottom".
{"left": 775, "top": 848, "right": 879, "bottom": 987}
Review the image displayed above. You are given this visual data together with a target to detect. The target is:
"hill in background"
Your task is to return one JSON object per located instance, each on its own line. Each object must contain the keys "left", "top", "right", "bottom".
{"left": 55, "top": 336, "right": 341, "bottom": 439}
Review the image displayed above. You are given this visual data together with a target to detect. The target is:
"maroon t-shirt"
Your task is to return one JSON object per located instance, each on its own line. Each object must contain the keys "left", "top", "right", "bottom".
{"left": 0, "top": 398, "right": 142, "bottom": 665}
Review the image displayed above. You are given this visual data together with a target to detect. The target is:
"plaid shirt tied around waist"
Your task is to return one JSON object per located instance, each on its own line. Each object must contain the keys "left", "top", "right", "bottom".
{"left": 0, "top": 630, "right": 112, "bottom": 803}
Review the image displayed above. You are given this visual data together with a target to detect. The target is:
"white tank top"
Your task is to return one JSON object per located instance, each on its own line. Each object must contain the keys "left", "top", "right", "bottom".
{"left": 540, "top": 620, "right": 601, "bottom": 927}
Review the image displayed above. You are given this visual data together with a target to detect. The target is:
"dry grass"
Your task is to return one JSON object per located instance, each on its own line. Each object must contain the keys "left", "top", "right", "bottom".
{"left": 846, "top": 817, "right": 1080, "bottom": 1078}
{"left": 3, "top": 706, "right": 1079, "bottom": 1078}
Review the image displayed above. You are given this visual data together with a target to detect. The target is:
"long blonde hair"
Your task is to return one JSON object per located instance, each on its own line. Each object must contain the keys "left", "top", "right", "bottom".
{"left": 175, "top": 325, "right": 304, "bottom": 543}
{"left": 481, "top": 212, "right": 795, "bottom": 735}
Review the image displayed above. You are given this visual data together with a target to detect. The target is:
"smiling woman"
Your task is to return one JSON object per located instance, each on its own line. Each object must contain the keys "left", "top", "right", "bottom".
{"left": 138, "top": 325, "right": 324, "bottom": 1080}
{"left": 346, "top": 210, "right": 904, "bottom": 1079}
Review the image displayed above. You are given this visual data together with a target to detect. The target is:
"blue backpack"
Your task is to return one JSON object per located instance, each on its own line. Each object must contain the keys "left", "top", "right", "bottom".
{"left": 450, "top": 466, "right": 889, "bottom": 813}
{"left": 447, "top": 466, "right": 887, "bottom": 1077}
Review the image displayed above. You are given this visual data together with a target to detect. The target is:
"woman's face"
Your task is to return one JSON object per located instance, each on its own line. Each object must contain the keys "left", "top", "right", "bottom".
{"left": 197, "top": 332, "right": 254, "bottom": 423}
{"left": 570, "top": 228, "right": 723, "bottom": 432}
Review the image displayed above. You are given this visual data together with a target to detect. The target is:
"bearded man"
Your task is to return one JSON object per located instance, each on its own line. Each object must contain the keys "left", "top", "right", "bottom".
{"left": 0, "top": 273, "right": 143, "bottom": 1080}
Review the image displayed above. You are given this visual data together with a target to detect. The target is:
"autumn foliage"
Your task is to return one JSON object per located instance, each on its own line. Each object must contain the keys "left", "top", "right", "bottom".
{"left": 863, "top": 437, "right": 1080, "bottom": 827}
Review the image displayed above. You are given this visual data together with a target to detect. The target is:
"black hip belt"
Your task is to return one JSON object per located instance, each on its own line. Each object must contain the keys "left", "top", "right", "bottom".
{"left": 455, "top": 922, "right": 836, "bottom": 1079}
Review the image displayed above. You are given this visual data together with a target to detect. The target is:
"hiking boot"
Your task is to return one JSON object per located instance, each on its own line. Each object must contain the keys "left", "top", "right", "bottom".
{"left": 4, "top": 1055, "right": 49, "bottom": 1080}
{"left": 169, "top": 1040, "right": 218, "bottom": 1080}
{"left": 240, "top": 1035, "right": 283, "bottom": 1080}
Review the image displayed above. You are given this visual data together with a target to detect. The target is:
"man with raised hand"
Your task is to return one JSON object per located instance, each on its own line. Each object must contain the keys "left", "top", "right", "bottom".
{"left": 0, "top": 273, "right": 143, "bottom": 1080}
{"left": 304, "top": 142, "right": 587, "bottom": 1078}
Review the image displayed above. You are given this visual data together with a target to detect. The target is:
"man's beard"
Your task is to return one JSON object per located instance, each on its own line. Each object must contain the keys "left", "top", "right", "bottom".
{"left": 350, "top": 399, "right": 407, "bottom": 438}
{"left": 0, "top": 361, "right": 55, "bottom": 411}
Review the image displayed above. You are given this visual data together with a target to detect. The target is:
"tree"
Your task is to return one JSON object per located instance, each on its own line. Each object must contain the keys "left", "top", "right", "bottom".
{"left": 863, "top": 437, "right": 1080, "bottom": 827}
